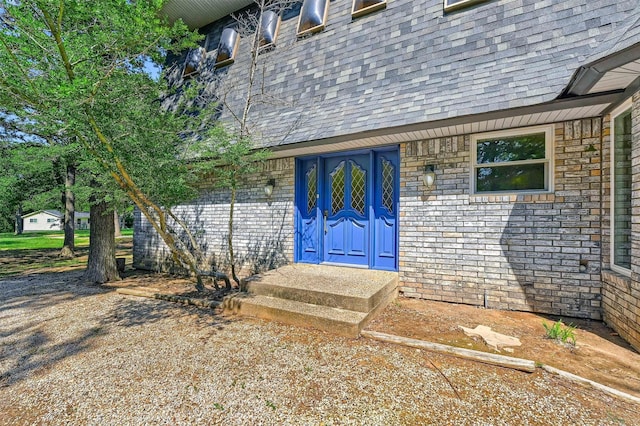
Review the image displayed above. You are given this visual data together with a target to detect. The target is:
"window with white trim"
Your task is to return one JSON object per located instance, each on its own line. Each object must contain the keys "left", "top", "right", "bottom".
{"left": 471, "top": 126, "right": 553, "bottom": 194}
{"left": 612, "top": 100, "right": 632, "bottom": 273}
{"left": 29, "top": 218, "right": 37, "bottom": 223}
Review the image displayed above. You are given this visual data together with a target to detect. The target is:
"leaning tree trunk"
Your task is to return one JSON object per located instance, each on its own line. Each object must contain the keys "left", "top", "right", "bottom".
{"left": 60, "top": 162, "right": 75, "bottom": 258}
{"left": 228, "top": 184, "right": 240, "bottom": 289}
{"left": 14, "top": 204, "right": 23, "bottom": 235}
{"left": 84, "top": 200, "right": 120, "bottom": 284}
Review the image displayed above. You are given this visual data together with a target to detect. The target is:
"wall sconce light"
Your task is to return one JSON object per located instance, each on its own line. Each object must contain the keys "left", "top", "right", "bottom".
{"left": 264, "top": 178, "right": 276, "bottom": 197}
{"left": 423, "top": 165, "right": 436, "bottom": 189}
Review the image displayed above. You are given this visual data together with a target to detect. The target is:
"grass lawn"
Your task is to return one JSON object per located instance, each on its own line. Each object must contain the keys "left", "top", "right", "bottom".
{"left": 0, "top": 229, "right": 132, "bottom": 251}
{"left": 0, "top": 229, "right": 133, "bottom": 277}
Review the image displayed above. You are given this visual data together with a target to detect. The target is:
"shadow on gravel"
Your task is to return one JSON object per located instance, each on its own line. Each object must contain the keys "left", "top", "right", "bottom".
{"left": 100, "top": 296, "right": 234, "bottom": 331}
{"left": 0, "top": 269, "right": 232, "bottom": 388}
{"left": 0, "top": 327, "right": 102, "bottom": 388}
{"left": 0, "top": 271, "right": 112, "bottom": 315}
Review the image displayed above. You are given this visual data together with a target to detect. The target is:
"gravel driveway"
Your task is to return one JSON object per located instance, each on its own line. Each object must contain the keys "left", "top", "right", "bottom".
{"left": 1, "top": 272, "right": 637, "bottom": 425}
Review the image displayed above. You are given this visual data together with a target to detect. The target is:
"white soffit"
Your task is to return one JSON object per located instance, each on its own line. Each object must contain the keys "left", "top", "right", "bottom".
{"left": 269, "top": 104, "right": 610, "bottom": 159}
{"left": 163, "top": 0, "right": 253, "bottom": 29}
{"left": 588, "top": 59, "right": 640, "bottom": 94}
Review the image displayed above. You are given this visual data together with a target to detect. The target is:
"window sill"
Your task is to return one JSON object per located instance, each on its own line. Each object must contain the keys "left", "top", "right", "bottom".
{"left": 469, "top": 192, "right": 555, "bottom": 204}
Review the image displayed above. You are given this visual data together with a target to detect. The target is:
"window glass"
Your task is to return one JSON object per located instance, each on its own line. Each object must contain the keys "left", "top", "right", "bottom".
{"left": 29, "top": 218, "right": 37, "bottom": 223}
{"left": 613, "top": 108, "right": 632, "bottom": 270}
{"left": 306, "top": 164, "right": 317, "bottom": 214}
{"left": 350, "top": 161, "right": 366, "bottom": 215}
{"left": 331, "top": 161, "right": 345, "bottom": 214}
{"left": 182, "top": 47, "right": 204, "bottom": 78}
{"left": 215, "top": 28, "right": 239, "bottom": 68}
{"left": 472, "top": 127, "right": 551, "bottom": 194}
{"left": 382, "top": 158, "right": 394, "bottom": 213}
{"left": 297, "top": 0, "right": 329, "bottom": 36}
{"left": 444, "top": 0, "right": 488, "bottom": 12}
{"left": 352, "top": 0, "right": 386, "bottom": 19}
{"left": 476, "top": 133, "right": 546, "bottom": 164}
{"left": 476, "top": 164, "right": 545, "bottom": 192}
{"left": 259, "top": 10, "right": 280, "bottom": 49}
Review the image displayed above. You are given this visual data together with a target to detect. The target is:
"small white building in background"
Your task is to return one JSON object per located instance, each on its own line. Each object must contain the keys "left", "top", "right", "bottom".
{"left": 22, "top": 210, "right": 90, "bottom": 232}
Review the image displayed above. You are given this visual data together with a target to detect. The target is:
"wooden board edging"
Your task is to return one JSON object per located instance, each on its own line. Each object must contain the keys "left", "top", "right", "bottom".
{"left": 361, "top": 330, "right": 536, "bottom": 372}
{"left": 541, "top": 365, "right": 640, "bottom": 405}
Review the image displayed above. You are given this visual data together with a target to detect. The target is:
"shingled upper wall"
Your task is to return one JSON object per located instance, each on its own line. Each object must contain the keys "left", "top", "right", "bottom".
{"left": 180, "top": 0, "right": 637, "bottom": 146}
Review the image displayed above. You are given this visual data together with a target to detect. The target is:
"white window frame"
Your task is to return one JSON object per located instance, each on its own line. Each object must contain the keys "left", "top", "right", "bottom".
{"left": 610, "top": 98, "right": 633, "bottom": 276}
{"left": 29, "top": 218, "right": 37, "bottom": 223}
{"left": 470, "top": 125, "right": 554, "bottom": 195}
{"left": 444, "top": 0, "right": 489, "bottom": 12}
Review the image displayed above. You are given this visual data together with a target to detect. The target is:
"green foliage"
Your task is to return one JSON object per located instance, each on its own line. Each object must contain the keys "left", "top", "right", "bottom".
{"left": 0, "top": 141, "right": 65, "bottom": 232}
{"left": 198, "top": 128, "right": 270, "bottom": 190}
{"left": 542, "top": 320, "right": 577, "bottom": 346}
{"left": 0, "top": 0, "right": 206, "bottom": 209}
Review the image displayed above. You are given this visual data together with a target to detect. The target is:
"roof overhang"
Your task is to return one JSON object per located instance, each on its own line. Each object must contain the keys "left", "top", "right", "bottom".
{"left": 268, "top": 91, "right": 623, "bottom": 159}
{"left": 564, "top": 42, "right": 640, "bottom": 97}
{"left": 163, "top": 0, "right": 253, "bottom": 29}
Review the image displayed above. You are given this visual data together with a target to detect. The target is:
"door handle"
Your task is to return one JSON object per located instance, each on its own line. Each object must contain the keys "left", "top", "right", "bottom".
{"left": 323, "top": 210, "right": 328, "bottom": 235}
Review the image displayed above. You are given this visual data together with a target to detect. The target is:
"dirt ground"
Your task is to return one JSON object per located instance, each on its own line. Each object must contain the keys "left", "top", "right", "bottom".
{"left": 367, "top": 298, "right": 640, "bottom": 399}
{"left": 106, "top": 268, "right": 640, "bottom": 401}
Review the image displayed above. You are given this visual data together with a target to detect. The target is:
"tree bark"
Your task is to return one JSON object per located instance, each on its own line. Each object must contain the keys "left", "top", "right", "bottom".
{"left": 114, "top": 209, "right": 122, "bottom": 237}
{"left": 14, "top": 204, "right": 23, "bottom": 235}
{"left": 84, "top": 200, "right": 120, "bottom": 283}
{"left": 60, "top": 162, "right": 75, "bottom": 258}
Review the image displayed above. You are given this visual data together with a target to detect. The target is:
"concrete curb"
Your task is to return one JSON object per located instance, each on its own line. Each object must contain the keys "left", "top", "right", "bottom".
{"left": 362, "top": 330, "right": 640, "bottom": 405}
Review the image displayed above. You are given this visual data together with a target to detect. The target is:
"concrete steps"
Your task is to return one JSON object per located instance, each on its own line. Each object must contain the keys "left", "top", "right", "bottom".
{"left": 223, "top": 264, "right": 398, "bottom": 337}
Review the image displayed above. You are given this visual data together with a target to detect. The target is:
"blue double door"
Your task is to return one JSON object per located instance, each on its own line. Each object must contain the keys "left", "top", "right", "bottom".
{"left": 296, "top": 148, "right": 398, "bottom": 271}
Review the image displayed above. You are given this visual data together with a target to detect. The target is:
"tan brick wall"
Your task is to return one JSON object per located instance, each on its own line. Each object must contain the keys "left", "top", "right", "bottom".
{"left": 399, "top": 118, "right": 604, "bottom": 319}
{"left": 602, "top": 89, "right": 640, "bottom": 351}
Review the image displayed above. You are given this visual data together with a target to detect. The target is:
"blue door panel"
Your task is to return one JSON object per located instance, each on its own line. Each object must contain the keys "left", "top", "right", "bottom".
{"left": 324, "top": 154, "right": 370, "bottom": 266}
{"left": 297, "top": 159, "right": 320, "bottom": 264}
{"left": 328, "top": 218, "right": 346, "bottom": 255}
{"left": 348, "top": 219, "right": 367, "bottom": 256}
{"left": 377, "top": 217, "right": 395, "bottom": 257}
{"left": 373, "top": 151, "right": 398, "bottom": 271}
{"left": 302, "top": 217, "right": 318, "bottom": 253}
{"left": 295, "top": 148, "right": 398, "bottom": 271}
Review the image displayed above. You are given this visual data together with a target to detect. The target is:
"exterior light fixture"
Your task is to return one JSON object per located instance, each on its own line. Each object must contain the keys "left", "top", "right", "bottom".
{"left": 423, "top": 165, "right": 436, "bottom": 189}
{"left": 264, "top": 179, "right": 276, "bottom": 197}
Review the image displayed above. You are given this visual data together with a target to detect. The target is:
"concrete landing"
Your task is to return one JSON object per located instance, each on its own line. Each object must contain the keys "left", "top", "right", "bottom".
{"left": 223, "top": 264, "right": 398, "bottom": 337}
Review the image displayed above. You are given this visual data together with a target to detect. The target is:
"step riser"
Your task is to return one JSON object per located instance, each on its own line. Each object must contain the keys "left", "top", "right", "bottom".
{"left": 225, "top": 265, "right": 398, "bottom": 337}
{"left": 246, "top": 277, "right": 398, "bottom": 313}
{"left": 230, "top": 299, "right": 361, "bottom": 338}
{"left": 223, "top": 284, "right": 398, "bottom": 338}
